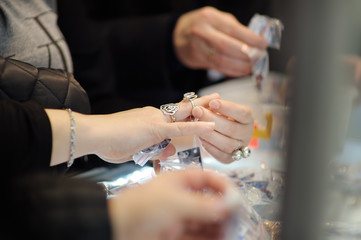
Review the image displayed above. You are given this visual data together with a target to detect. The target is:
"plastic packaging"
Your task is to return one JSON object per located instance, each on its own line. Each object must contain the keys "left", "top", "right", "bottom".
{"left": 159, "top": 146, "right": 202, "bottom": 172}
{"left": 248, "top": 14, "right": 284, "bottom": 50}
{"left": 160, "top": 110, "right": 204, "bottom": 172}
{"left": 132, "top": 138, "right": 171, "bottom": 166}
{"left": 243, "top": 14, "right": 284, "bottom": 91}
{"left": 227, "top": 168, "right": 284, "bottom": 206}
{"left": 224, "top": 188, "right": 271, "bottom": 240}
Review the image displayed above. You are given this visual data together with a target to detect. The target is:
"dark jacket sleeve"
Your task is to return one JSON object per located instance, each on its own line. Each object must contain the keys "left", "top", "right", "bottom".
{"left": 0, "top": 99, "right": 53, "bottom": 175}
{"left": 0, "top": 99, "right": 111, "bottom": 240}
{"left": 0, "top": 56, "right": 91, "bottom": 114}
{"left": 5, "top": 175, "right": 111, "bottom": 240}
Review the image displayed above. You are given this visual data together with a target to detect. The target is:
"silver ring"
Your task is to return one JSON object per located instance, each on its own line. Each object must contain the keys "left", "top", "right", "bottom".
{"left": 232, "top": 146, "right": 251, "bottom": 161}
{"left": 183, "top": 92, "right": 198, "bottom": 121}
{"left": 183, "top": 92, "right": 198, "bottom": 101}
{"left": 160, "top": 103, "right": 179, "bottom": 122}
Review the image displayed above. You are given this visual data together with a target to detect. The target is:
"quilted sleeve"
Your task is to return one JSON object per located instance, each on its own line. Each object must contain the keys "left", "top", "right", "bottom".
{"left": 0, "top": 56, "right": 91, "bottom": 113}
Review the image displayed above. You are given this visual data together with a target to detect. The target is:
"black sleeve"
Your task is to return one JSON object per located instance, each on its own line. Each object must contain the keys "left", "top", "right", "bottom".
{"left": 0, "top": 99, "right": 52, "bottom": 175}
{"left": 4, "top": 175, "right": 111, "bottom": 240}
{"left": 0, "top": 100, "right": 112, "bottom": 240}
{"left": 57, "top": 0, "right": 209, "bottom": 113}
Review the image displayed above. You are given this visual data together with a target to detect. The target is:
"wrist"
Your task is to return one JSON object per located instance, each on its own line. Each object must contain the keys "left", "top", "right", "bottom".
{"left": 46, "top": 109, "right": 96, "bottom": 166}
{"left": 72, "top": 112, "right": 98, "bottom": 159}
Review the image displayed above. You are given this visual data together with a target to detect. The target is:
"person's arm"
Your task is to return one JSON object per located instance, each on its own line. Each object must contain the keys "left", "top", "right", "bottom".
{"left": 47, "top": 94, "right": 219, "bottom": 166}
{"left": 0, "top": 99, "right": 52, "bottom": 174}
{"left": 47, "top": 92, "right": 255, "bottom": 167}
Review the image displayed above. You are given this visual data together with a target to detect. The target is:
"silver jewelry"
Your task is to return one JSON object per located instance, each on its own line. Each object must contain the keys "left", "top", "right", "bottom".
{"left": 183, "top": 92, "right": 198, "bottom": 121}
{"left": 66, "top": 109, "right": 76, "bottom": 167}
{"left": 160, "top": 103, "right": 179, "bottom": 122}
{"left": 232, "top": 146, "right": 251, "bottom": 161}
{"left": 183, "top": 92, "right": 198, "bottom": 101}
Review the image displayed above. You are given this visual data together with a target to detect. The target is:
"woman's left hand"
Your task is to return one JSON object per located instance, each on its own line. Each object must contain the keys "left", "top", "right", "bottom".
{"left": 77, "top": 94, "right": 220, "bottom": 163}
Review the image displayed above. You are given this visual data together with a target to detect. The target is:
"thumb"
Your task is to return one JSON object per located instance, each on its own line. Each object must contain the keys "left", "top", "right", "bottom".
{"left": 161, "top": 121, "right": 215, "bottom": 138}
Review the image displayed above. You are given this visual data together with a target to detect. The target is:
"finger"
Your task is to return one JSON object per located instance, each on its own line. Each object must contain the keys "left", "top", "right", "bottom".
{"left": 175, "top": 190, "right": 228, "bottom": 222}
{"left": 198, "top": 6, "right": 267, "bottom": 49}
{"left": 207, "top": 51, "right": 252, "bottom": 77}
{"left": 192, "top": 106, "right": 253, "bottom": 143}
{"left": 188, "top": 38, "right": 251, "bottom": 78}
{"left": 167, "top": 175, "right": 230, "bottom": 222}
{"left": 200, "top": 139, "right": 234, "bottom": 164}
{"left": 158, "top": 143, "right": 176, "bottom": 159}
{"left": 175, "top": 93, "right": 220, "bottom": 121}
{"left": 159, "top": 121, "right": 215, "bottom": 139}
{"left": 199, "top": 129, "right": 246, "bottom": 155}
{"left": 171, "top": 169, "right": 230, "bottom": 193}
{"left": 221, "top": 22, "right": 268, "bottom": 49}
{"left": 210, "top": 11, "right": 268, "bottom": 49}
{"left": 208, "top": 99, "right": 254, "bottom": 124}
{"left": 202, "top": 27, "right": 251, "bottom": 62}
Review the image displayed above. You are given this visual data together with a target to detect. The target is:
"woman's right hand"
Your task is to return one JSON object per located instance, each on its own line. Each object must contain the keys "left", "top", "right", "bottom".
{"left": 108, "top": 169, "right": 235, "bottom": 240}
{"left": 173, "top": 6, "right": 267, "bottom": 77}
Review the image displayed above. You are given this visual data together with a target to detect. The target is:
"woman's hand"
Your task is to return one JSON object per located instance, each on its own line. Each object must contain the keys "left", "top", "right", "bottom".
{"left": 192, "top": 98, "right": 254, "bottom": 163}
{"left": 74, "top": 93, "right": 221, "bottom": 163}
{"left": 108, "top": 169, "right": 234, "bottom": 240}
{"left": 173, "top": 6, "right": 267, "bottom": 77}
{"left": 48, "top": 92, "right": 253, "bottom": 166}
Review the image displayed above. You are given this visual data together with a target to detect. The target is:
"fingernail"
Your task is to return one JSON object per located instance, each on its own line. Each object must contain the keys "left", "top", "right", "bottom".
{"left": 210, "top": 92, "right": 221, "bottom": 98}
{"left": 209, "top": 99, "right": 220, "bottom": 110}
{"left": 192, "top": 106, "right": 203, "bottom": 119}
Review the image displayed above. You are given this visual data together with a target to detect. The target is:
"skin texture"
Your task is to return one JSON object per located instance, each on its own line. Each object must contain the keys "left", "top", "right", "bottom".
{"left": 173, "top": 6, "right": 267, "bottom": 77}
{"left": 194, "top": 98, "right": 254, "bottom": 163}
{"left": 107, "top": 169, "right": 235, "bottom": 240}
{"left": 48, "top": 93, "right": 254, "bottom": 166}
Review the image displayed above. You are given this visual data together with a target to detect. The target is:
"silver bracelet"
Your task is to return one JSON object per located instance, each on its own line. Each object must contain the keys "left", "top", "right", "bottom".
{"left": 66, "top": 109, "right": 76, "bottom": 167}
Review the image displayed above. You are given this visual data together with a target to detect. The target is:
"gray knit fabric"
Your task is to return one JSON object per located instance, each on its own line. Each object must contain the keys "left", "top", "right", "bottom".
{"left": 0, "top": 0, "right": 73, "bottom": 72}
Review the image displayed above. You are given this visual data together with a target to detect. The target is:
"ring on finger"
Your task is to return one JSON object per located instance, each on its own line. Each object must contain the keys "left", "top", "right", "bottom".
{"left": 183, "top": 92, "right": 198, "bottom": 101}
{"left": 183, "top": 92, "right": 198, "bottom": 121}
{"left": 232, "top": 146, "right": 251, "bottom": 161}
{"left": 160, "top": 103, "right": 179, "bottom": 122}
